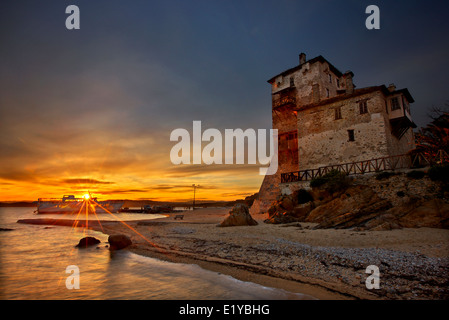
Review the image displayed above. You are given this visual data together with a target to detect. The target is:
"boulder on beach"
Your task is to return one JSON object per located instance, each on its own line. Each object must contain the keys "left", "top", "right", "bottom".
{"left": 75, "top": 236, "right": 101, "bottom": 248}
{"left": 108, "top": 234, "right": 132, "bottom": 250}
{"left": 217, "top": 204, "right": 258, "bottom": 227}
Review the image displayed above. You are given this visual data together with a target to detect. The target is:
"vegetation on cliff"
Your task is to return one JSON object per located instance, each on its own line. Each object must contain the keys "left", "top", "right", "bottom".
{"left": 414, "top": 107, "right": 449, "bottom": 159}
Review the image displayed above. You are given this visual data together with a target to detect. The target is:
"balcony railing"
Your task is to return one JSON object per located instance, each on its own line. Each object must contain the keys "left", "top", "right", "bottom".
{"left": 280, "top": 150, "right": 449, "bottom": 183}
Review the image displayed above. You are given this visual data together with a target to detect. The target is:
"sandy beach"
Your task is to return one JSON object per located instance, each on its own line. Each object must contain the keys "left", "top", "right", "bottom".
{"left": 19, "top": 207, "right": 449, "bottom": 300}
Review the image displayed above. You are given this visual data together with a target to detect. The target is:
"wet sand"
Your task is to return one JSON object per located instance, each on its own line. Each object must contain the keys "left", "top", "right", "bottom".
{"left": 19, "top": 207, "right": 449, "bottom": 300}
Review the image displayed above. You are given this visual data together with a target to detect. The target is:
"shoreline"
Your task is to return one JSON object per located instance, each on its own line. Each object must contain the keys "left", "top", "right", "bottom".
{"left": 18, "top": 207, "right": 449, "bottom": 300}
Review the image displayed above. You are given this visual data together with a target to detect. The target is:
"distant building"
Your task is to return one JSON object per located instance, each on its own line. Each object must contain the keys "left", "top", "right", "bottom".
{"left": 251, "top": 53, "right": 416, "bottom": 214}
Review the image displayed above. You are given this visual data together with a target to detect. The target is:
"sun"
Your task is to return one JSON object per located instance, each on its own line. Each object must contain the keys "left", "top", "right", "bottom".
{"left": 82, "top": 193, "right": 90, "bottom": 200}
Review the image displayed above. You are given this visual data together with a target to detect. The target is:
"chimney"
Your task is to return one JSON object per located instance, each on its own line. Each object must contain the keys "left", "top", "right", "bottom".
{"left": 388, "top": 83, "right": 396, "bottom": 92}
{"left": 299, "top": 52, "right": 306, "bottom": 65}
{"left": 344, "top": 71, "right": 354, "bottom": 94}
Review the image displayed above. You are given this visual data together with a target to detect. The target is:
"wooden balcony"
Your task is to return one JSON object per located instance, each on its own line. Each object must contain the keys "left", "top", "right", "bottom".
{"left": 389, "top": 107, "right": 416, "bottom": 138}
{"left": 281, "top": 150, "right": 449, "bottom": 183}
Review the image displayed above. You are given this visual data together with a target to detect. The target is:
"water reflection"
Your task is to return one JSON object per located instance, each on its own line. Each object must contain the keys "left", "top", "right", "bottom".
{"left": 0, "top": 208, "right": 313, "bottom": 300}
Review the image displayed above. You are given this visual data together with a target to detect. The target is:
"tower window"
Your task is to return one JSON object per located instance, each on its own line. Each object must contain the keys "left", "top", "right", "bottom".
{"left": 391, "top": 97, "right": 400, "bottom": 111}
{"left": 359, "top": 101, "right": 368, "bottom": 114}
{"left": 328, "top": 74, "right": 332, "bottom": 83}
{"left": 335, "top": 107, "right": 342, "bottom": 120}
{"left": 326, "top": 88, "right": 330, "bottom": 98}
{"left": 348, "top": 129, "right": 355, "bottom": 142}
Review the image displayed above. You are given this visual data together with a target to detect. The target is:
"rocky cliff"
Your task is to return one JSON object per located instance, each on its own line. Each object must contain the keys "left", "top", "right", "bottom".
{"left": 264, "top": 170, "right": 449, "bottom": 230}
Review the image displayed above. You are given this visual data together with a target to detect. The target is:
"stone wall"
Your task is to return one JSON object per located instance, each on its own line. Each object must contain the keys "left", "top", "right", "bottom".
{"left": 297, "top": 90, "right": 390, "bottom": 169}
{"left": 249, "top": 171, "right": 280, "bottom": 215}
{"left": 383, "top": 116, "right": 416, "bottom": 156}
{"left": 272, "top": 105, "right": 299, "bottom": 174}
{"left": 271, "top": 60, "right": 345, "bottom": 106}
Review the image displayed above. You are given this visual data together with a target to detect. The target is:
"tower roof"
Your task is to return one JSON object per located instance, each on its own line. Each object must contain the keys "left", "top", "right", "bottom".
{"left": 267, "top": 55, "right": 343, "bottom": 84}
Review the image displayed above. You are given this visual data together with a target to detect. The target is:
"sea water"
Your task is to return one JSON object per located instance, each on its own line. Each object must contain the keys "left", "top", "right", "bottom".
{"left": 0, "top": 207, "right": 312, "bottom": 300}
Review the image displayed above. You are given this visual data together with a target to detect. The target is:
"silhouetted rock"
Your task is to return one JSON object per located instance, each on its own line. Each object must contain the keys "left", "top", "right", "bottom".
{"left": 75, "top": 236, "right": 101, "bottom": 248}
{"left": 108, "top": 234, "right": 132, "bottom": 250}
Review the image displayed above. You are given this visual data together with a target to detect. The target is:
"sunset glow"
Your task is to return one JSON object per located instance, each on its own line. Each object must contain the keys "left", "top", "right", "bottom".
{"left": 1, "top": 1, "right": 448, "bottom": 204}
{"left": 0, "top": 163, "right": 263, "bottom": 202}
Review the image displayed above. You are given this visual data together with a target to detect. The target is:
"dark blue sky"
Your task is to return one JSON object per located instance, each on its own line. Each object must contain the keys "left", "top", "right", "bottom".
{"left": 2, "top": 0, "right": 449, "bottom": 129}
{"left": 1, "top": 0, "right": 449, "bottom": 200}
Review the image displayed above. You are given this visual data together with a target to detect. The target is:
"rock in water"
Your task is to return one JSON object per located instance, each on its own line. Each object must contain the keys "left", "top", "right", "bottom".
{"left": 75, "top": 236, "right": 101, "bottom": 248}
{"left": 217, "top": 204, "right": 258, "bottom": 227}
{"left": 108, "top": 234, "right": 132, "bottom": 250}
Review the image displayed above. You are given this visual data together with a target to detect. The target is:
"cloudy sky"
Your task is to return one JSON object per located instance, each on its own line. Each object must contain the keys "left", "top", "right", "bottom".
{"left": 1, "top": 0, "right": 449, "bottom": 201}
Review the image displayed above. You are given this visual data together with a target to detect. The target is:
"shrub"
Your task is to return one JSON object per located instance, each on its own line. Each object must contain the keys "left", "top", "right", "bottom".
{"left": 406, "top": 170, "right": 426, "bottom": 179}
{"left": 309, "top": 176, "right": 327, "bottom": 188}
{"left": 310, "top": 169, "right": 350, "bottom": 194}
{"left": 310, "top": 169, "right": 340, "bottom": 188}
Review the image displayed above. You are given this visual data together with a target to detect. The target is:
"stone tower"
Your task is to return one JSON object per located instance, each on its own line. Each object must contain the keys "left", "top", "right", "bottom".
{"left": 250, "top": 53, "right": 416, "bottom": 214}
